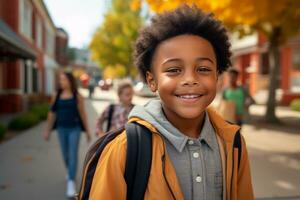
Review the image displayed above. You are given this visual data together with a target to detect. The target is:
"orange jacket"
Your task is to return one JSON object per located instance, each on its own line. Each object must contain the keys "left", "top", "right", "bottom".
{"left": 89, "top": 108, "right": 254, "bottom": 200}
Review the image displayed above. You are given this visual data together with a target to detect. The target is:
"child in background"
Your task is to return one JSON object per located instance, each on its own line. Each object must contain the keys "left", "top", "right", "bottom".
{"left": 96, "top": 81, "right": 134, "bottom": 136}
{"left": 223, "top": 68, "right": 255, "bottom": 126}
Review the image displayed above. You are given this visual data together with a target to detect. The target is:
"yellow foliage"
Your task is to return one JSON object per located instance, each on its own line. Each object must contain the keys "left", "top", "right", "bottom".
{"left": 139, "top": 0, "right": 300, "bottom": 44}
{"left": 130, "top": 0, "right": 141, "bottom": 11}
{"left": 89, "top": 0, "right": 144, "bottom": 78}
{"left": 103, "top": 64, "right": 127, "bottom": 79}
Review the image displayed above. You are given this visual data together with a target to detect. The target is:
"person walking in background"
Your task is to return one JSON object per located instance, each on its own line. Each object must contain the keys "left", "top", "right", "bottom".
{"left": 96, "top": 81, "right": 134, "bottom": 136}
{"left": 222, "top": 68, "right": 255, "bottom": 126}
{"left": 43, "top": 71, "right": 91, "bottom": 198}
{"left": 88, "top": 77, "right": 96, "bottom": 99}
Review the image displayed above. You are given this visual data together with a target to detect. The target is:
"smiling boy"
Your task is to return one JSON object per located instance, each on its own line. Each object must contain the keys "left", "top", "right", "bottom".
{"left": 89, "top": 5, "right": 254, "bottom": 200}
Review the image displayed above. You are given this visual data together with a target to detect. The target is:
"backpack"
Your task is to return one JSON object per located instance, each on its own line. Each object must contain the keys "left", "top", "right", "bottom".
{"left": 106, "top": 104, "right": 115, "bottom": 132}
{"left": 78, "top": 123, "right": 242, "bottom": 200}
{"left": 78, "top": 122, "right": 152, "bottom": 200}
{"left": 104, "top": 103, "right": 135, "bottom": 132}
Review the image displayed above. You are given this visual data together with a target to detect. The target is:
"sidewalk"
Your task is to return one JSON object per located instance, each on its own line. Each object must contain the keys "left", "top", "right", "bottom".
{"left": 0, "top": 95, "right": 102, "bottom": 200}
{"left": 242, "top": 105, "right": 300, "bottom": 199}
{"left": 0, "top": 122, "right": 70, "bottom": 199}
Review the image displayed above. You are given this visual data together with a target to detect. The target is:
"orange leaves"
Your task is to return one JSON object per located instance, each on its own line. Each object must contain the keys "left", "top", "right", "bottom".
{"left": 143, "top": 0, "right": 300, "bottom": 44}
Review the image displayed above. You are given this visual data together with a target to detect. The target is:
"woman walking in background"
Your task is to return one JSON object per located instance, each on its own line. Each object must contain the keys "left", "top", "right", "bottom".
{"left": 43, "top": 71, "right": 91, "bottom": 198}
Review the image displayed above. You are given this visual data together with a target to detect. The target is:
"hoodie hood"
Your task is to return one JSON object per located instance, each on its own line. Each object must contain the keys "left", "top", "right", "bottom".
{"left": 128, "top": 99, "right": 240, "bottom": 145}
{"left": 129, "top": 99, "right": 199, "bottom": 152}
{"left": 129, "top": 99, "right": 209, "bottom": 152}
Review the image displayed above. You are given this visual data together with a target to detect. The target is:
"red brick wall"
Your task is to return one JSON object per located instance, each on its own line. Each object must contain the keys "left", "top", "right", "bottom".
{"left": 280, "top": 47, "right": 291, "bottom": 91}
{"left": 0, "top": 0, "right": 19, "bottom": 31}
{"left": 0, "top": 94, "right": 22, "bottom": 113}
{"left": 56, "top": 35, "right": 69, "bottom": 66}
{"left": 0, "top": 61, "right": 22, "bottom": 113}
{"left": 249, "top": 53, "right": 260, "bottom": 95}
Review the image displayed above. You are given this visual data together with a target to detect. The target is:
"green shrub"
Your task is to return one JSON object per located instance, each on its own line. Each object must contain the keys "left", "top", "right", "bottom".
{"left": 290, "top": 99, "right": 300, "bottom": 112}
{"left": 0, "top": 123, "right": 6, "bottom": 139}
{"left": 8, "top": 112, "right": 40, "bottom": 131}
{"left": 30, "top": 103, "right": 49, "bottom": 120}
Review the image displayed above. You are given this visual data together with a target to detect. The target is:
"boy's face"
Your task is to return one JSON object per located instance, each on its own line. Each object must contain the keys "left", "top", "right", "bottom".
{"left": 119, "top": 87, "right": 134, "bottom": 106}
{"left": 146, "top": 34, "right": 218, "bottom": 120}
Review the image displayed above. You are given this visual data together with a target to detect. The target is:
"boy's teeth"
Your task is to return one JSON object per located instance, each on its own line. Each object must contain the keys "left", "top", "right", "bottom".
{"left": 179, "top": 95, "right": 200, "bottom": 99}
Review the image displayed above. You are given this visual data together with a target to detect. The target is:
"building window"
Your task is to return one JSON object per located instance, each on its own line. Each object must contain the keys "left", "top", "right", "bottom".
{"left": 292, "top": 48, "right": 300, "bottom": 70}
{"left": 20, "top": 0, "right": 33, "bottom": 39}
{"left": 32, "top": 67, "right": 38, "bottom": 93}
{"left": 46, "top": 25, "right": 55, "bottom": 57}
{"left": 24, "top": 61, "right": 28, "bottom": 93}
{"left": 36, "top": 16, "right": 43, "bottom": 48}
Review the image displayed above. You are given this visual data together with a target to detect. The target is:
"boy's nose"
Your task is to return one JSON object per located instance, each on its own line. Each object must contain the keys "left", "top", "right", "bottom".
{"left": 182, "top": 80, "right": 199, "bottom": 86}
{"left": 182, "top": 73, "right": 199, "bottom": 86}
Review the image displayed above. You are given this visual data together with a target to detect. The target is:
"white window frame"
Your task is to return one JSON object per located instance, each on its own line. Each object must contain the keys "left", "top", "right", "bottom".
{"left": 46, "top": 26, "right": 55, "bottom": 57}
{"left": 20, "top": 0, "right": 33, "bottom": 40}
{"left": 35, "top": 16, "right": 43, "bottom": 49}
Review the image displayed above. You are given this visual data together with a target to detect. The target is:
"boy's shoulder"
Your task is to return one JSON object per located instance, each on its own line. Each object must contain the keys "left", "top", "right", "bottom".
{"left": 99, "top": 129, "right": 127, "bottom": 162}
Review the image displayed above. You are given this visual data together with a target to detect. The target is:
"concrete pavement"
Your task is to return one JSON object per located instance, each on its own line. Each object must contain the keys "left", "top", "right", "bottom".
{"left": 0, "top": 88, "right": 300, "bottom": 199}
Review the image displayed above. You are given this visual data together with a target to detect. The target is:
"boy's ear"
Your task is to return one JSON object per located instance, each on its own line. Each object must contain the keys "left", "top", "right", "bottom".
{"left": 146, "top": 71, "right": 157, "bottom": 92}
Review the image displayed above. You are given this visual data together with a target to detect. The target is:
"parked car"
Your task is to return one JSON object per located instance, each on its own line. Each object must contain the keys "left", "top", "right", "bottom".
{"left": 134, "top": 82, "right": 157, "bottom": 97}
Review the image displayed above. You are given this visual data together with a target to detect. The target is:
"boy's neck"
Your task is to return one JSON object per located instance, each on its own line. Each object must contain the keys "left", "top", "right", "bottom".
{"left": 162, "top": 107, "right": 206, "bottom": 139}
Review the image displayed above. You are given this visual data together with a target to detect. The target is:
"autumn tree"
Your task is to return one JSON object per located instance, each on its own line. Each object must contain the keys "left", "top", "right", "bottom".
{"left": 136, "top": 0, "right": 300, "bottom": 123}
{"left": 90, "top": 0, "right": 144, "bottom": 79}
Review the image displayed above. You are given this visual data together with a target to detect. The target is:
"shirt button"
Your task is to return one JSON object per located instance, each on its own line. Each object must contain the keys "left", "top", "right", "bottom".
{"left": 196, "top": 176, "right": 202, "bottom": 183}
{"left": 188, "top": 140, "right": 194, "bottom": 145}
{"left": 193, "top": 152, "right": 199, "bottom": 158}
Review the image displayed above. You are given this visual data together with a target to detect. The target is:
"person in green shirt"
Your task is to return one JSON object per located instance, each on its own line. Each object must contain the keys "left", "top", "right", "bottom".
{"left": 223, "top": 68, "right": 254, "bottom": 126}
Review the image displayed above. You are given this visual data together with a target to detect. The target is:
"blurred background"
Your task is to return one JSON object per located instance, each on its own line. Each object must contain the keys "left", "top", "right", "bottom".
{"left": 0, "top": 0, "right": 300, "bottom": 199}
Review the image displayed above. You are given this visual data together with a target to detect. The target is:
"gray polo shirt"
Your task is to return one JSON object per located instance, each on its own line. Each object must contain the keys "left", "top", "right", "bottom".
{"left": 128, "top": 100, "right": 223, "bottom": 200}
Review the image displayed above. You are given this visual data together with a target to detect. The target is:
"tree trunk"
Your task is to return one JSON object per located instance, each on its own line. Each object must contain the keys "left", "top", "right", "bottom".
{"left": 265, "top": 29, "right": 281, "bottom": 123}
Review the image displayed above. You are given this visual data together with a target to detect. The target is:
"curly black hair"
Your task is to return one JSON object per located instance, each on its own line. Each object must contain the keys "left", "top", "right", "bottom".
{"left": 134, "top": 5, "right": 231, "bottom": 82}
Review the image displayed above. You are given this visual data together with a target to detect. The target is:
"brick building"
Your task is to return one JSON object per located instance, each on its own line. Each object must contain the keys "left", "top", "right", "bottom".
{"left": 55, "top": 27, "right": 69, "bottom": 66}
{"left": 0, "top": 0, "right": 59, "bottom": 113}
{"left": 227, "top": 33, "right": 300, "bottom": 105}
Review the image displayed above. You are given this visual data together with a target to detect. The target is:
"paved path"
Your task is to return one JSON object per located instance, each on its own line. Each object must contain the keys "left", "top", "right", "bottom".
{"left": 0, "top": 88, "right": 299, "bottom": 199}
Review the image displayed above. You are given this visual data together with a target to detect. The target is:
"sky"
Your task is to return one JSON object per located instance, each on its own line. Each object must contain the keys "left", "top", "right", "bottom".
{"left": 44, "top": 0, "right": 109, "bottom": 48}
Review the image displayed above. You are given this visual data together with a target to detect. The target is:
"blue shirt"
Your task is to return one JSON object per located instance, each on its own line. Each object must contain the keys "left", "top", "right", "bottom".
{"left": 54, "top": 97, "right": 81, "bottom": 128}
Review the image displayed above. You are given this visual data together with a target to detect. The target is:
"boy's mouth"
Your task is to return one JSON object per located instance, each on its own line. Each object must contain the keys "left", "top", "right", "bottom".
{"left": 175, "top": 94, "right": 204, "bottom": 100}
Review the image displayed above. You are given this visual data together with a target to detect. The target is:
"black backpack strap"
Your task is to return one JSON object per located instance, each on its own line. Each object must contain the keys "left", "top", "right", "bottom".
{"left": 125, "top": 122, "right": 152, "bottom": 200}
{"left": 106, "top": 104, "right": 115, "bottom": 132}
{"left": 50, "top": 90, "right": 62, "bottom": 130}
{"left": 50, "top": 89, "right": 62, "bottom": 112}
{"left": 73, "top": 91, "right": 86, "bottom": 131}
{"left": 233, "top": 130, "right": 242, "bottom": 170}
{"left": 79, "top": 126, "right": 125, "bottom": 200}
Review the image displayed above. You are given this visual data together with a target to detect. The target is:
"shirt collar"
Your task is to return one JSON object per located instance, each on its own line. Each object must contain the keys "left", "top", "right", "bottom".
{"left": 160, "top": 109, "right": 217, "bottom": 153}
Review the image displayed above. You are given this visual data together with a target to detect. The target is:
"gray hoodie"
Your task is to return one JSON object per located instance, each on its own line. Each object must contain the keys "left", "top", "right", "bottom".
{"left": 128, "top": 99, "right": 223, "bottom": 200}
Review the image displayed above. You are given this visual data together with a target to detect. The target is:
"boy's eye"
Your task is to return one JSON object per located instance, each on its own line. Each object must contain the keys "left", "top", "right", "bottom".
{"left": 165, "top": 68, "right": 181, "bottom": 74}
{"left": 197, "top": 66, "right": 211, "bottom": 73}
